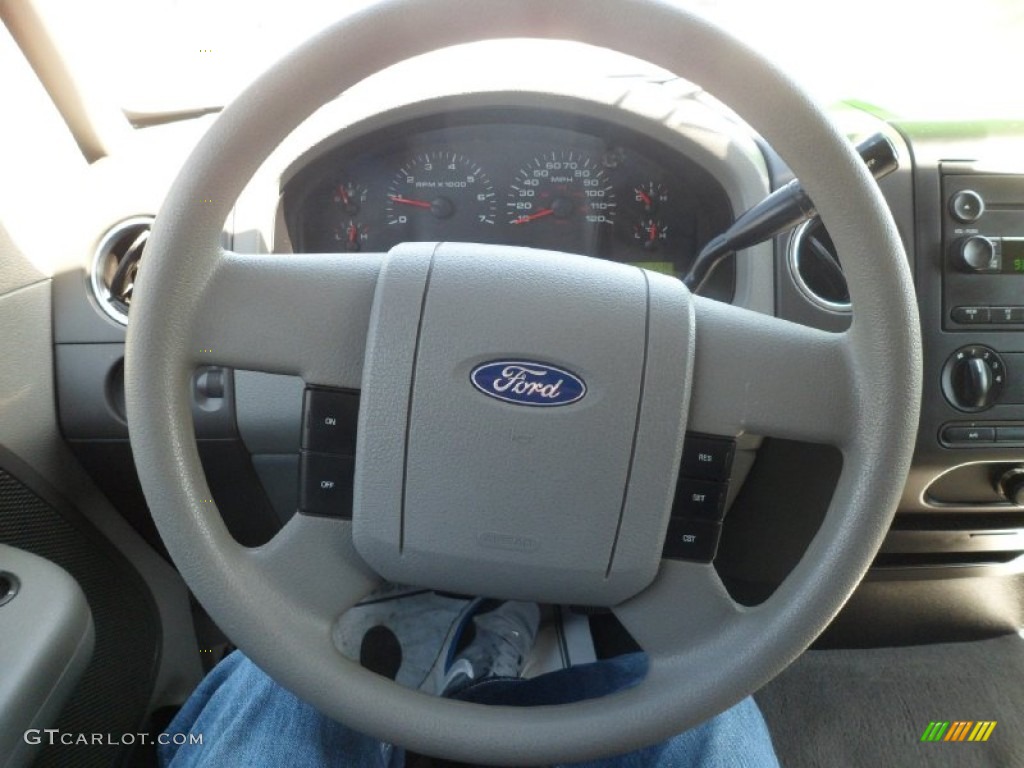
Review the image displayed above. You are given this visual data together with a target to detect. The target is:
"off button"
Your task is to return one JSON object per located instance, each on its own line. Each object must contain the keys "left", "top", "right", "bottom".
{"left": 299, "top": 452, "right": 355, "bottom": 518}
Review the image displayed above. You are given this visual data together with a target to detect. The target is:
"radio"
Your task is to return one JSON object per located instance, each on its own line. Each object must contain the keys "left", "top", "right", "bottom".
{"left": 944, "top": 174, "right": 1024, "bottom": 329}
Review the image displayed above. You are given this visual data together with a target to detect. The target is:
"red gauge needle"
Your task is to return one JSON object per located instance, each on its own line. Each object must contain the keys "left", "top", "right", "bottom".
{"left": 388, "top": 195, "right": 432, "bottom": 209}
{"left": 648, "top": 223, "right": 658, "bottom": 241}
{"left": 348, "top": 226, "right": 358, "bottom": 244}
{"left": 338, "top": 186, "right": 351, "bottom": 205}
{"left": 636, "top": 189, "right": 652, "bottom": 208}
{"left": 511, "top": 208, "right": 555, "bottom": 225}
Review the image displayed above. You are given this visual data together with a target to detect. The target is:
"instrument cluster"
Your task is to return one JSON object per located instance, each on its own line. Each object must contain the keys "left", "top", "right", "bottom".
{"left": 283, "top": 109, "right": 736, "bottom": 299}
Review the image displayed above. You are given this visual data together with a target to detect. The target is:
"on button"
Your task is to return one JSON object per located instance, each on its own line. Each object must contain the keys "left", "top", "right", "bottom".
{"left": 303, "top": 388, "right": 360, "bottom": 454}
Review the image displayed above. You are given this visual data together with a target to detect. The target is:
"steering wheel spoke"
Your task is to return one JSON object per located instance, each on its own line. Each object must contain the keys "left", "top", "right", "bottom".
{"left": 187, "top": 249, "right": 384, "bottom": 387}
{"left": 245, "top": 513, "right": 381, "bottom": 622}
{"left": 612, "top": 559, "right": 742, "bottom": 657}
{"left": 688, "top": 296, "right": 856, "bottom": 447}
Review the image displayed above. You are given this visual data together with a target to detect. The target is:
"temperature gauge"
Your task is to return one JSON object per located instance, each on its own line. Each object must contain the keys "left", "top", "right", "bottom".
{"left": 334, "top": 220, "right": 369, "bottom": 252}
{"left": 633, "top": 218, "right": 669, "bottom": 251}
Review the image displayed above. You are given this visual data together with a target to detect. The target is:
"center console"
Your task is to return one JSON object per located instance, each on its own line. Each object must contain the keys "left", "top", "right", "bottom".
{"left": 889, "top": 125, "right": 1024, "bottom": 578}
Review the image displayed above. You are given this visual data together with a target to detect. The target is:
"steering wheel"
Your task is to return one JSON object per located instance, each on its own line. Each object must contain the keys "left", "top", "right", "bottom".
{"left": 125, "top": 0, "right": 921, "bottom": 763}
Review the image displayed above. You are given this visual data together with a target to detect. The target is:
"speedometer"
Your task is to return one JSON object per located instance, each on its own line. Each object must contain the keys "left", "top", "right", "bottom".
{"left": 506, "top": 152, "right": 616, "bottom": 228}
{"left": 385, "top": 152, "right": 496, "bottom": 233}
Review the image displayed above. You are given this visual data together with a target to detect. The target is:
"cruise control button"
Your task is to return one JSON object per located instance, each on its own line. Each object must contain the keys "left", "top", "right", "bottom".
{"left": 950, "top": 306, "right": 989, "bottom": 324}
{"left": 299, "top": 452, "right": 355, "bottom": 518}
{"left": 672, "top": 479, "right": 727, "bottom": 521}
{"left": 941, "top": 425, "right": 995, "bottom": 444}
{"left": 680, "top": 435, "right": 735, "bottom": 481}
{"left": 662, "top": 518, "right": 722, "bottom": 562}
{"left": 303, "top": 388, "right": 360, "bottom": 454}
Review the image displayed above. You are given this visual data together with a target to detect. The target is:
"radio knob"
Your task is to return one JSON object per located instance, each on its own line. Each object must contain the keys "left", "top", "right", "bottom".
{"left": 942, "top": 346, "right": 1005, "bottom": 412}
{"left": 958, "top": 236, "right": 996, "bottom": 272}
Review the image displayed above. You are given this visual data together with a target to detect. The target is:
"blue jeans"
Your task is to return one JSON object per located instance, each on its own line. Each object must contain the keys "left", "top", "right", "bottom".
{"left": 160, "top": 651, "right": 779, "bottom": 767}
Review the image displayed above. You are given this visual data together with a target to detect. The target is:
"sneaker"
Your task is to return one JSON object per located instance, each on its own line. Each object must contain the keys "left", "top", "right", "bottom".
{"left": 440, "top": 600, "right": 540, "bottom": 696}
{"left": 333, "top": 584, "right": 480, "bottom": 693}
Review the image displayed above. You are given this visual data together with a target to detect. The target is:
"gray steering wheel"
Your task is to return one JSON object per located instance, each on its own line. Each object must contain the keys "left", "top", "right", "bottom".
{"left": 125, "top": 0, "right": 921, "bottom": 764}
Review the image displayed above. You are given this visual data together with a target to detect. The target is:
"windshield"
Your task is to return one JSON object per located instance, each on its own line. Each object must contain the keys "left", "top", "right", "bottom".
{"left": 38, "top": 0, "right": 1024, "bottom": 120}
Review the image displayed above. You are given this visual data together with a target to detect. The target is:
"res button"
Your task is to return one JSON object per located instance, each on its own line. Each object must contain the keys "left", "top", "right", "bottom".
{"left": 680, "top": 435, "right": 735, "bottom": 481}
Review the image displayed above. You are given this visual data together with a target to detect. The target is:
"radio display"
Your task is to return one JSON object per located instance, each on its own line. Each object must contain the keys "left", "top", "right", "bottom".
{"left": 1003, "top": 239, "right": 1024, "bottom": 274}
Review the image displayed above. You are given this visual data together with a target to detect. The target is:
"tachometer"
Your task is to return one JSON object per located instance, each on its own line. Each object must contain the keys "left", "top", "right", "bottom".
{"left": 385, "top": 152, "right": 496, "bottom": 232}
{"left": 506, "top": 152, "right": 616, "bottom": 228}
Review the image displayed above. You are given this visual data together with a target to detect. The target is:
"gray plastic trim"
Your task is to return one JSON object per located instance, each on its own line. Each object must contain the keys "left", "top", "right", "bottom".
{"left": 0, "top": 544, "right": 94, "bottom": 768}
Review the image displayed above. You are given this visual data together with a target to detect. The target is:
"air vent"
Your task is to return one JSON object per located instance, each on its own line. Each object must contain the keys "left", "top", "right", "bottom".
{"left": 788, "top": 219, "right": 850, "bottom": 312}
{"left": 90, "top": 216, "right": 153, "bottom": 325}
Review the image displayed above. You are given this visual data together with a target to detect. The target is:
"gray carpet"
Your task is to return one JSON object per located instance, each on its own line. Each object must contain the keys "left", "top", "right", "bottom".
{"left": 755, "top": 633, "right": 1024, "bottom": 768}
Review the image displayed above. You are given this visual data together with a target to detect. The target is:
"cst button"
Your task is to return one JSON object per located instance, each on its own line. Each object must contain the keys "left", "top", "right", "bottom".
{"left": 663, "top": 518, "right": 722, "bottom": 562}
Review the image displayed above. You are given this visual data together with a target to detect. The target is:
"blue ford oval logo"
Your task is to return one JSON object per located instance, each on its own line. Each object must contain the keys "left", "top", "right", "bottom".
{"left": 470, "top": 361, "right": 586, "bottom": 407}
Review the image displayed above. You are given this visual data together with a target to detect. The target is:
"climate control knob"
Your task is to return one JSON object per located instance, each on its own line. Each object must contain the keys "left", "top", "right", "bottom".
{"left": 941, "top": 345, "right": 1005, "bottom": 412}
{"left": 998, "top": 467, "right": 1024, "bottom": 506}
{"left": 958, "top": 236, "right": 996, "bottom": 272}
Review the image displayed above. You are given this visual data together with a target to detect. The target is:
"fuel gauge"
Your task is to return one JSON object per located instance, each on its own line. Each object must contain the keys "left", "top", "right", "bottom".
{"left": 634, "top": 182, "right": 668, "bottom": 214}
{"left": 331, "top": 182, "right": 368, "bottom": 215}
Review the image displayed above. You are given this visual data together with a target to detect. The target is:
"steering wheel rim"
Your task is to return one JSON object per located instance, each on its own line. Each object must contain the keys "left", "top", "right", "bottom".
{"left": 125, "top": 0, "right": 921, "bottom": 764}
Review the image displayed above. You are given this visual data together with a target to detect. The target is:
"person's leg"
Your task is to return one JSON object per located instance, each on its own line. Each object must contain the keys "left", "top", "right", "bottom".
{"left": 163, "top": 649, "right": 776, "bottom": 768}
{"left": 159, "top": 651, "right": 402, "bottom": 768}
{"left": 453, "top": 653, "right": 779, "bottom": 768}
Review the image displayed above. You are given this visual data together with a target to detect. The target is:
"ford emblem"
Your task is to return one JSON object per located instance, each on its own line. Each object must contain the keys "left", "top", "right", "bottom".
{"left": 470, "top": 361, "right": 586, "bottom": 407}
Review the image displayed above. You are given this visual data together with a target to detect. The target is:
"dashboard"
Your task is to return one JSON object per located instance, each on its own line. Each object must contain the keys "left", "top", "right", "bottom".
{"left": 282, "top": 110, "right": 735, "bottom": 301}
{"left": 40, "top": 50, "right": 1024, "bottom": 649}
